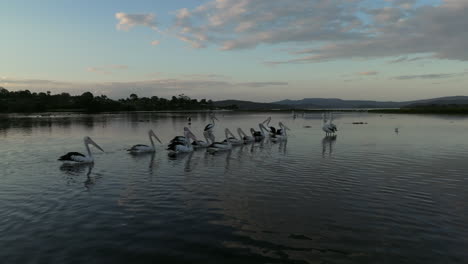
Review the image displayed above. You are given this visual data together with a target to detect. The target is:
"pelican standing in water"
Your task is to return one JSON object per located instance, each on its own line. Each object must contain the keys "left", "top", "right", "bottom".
{"left": 204, "top": 114, "right": 218, "bottom": 134}
{"left": 329, "top": 113, "right": 338, "bottom": 134}
{"left": 167, "top": 127, "right": 198, "bottom": 157}
{"left": 127, "top": 129, "right": 162, "bottom": 153}
{"left": 322, "top": 113, "right": 334, "bottom": 136}
{"left": 207, "top": 128, "right": 233, "bottom": 152}
{"left": 58, "top": 136, "right": 104, "bottom": 163}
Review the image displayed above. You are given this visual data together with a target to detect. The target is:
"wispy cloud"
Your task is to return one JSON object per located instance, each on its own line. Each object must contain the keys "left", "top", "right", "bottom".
{"left": 87, "top": 65, "right": 129, "bottom": 75}
{"left": 150, "top": 40, "right": 160, "bottom": 46}
{"left": 86, "top": 67, "right": 111, "bottom": 75}
{"left": 122, "top": 0, "right": 468, "bottom": 64}
{"left": 115, "top": 12, "right": 158, "bottom": 31}
{"left": 358, "top": 71, "right": 379, "bottom": 76}
{"left": 393, "top": 72, "right": 468, "bottom": 80}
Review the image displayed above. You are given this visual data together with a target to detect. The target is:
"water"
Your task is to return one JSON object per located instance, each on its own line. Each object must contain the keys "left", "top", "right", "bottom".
{"left": 1, "top": 112, "right": 467, "bottom": 263}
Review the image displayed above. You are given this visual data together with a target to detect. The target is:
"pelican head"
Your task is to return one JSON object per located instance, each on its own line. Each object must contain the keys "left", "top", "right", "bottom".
{"left": 184, "top": 127, "right": 198, "bottom": 141}
{"left": 84, "top": 136, "right": 104, "bottom": 152}
{"left": 279, "top": 122, "right": 290, "bottom": 130}
{"left": 149, "top": 129, "right": 162, "bottom": 144}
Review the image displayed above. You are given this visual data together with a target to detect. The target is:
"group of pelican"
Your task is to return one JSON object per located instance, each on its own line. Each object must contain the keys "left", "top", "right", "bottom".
{"left": 58, "top": 115, "right": 291, "bottom": 164}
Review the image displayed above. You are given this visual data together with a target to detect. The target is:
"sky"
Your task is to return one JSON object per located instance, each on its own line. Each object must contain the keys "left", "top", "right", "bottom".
{"left": 1, "top": 0, "right": 467, "bottom": 102}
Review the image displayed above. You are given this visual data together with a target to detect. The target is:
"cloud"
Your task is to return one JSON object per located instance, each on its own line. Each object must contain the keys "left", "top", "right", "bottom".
{"left": 393, "top": 72, "right": 467, "bottom": 80}
{"left": 87, "top": 65, "right": 129, "bottom": 75}
{"left": 358, "top": 71, "right": 379, "bottom": 76}
{"left": 387, "top": 56, "right": 432, "bottom": 63}
{"left": 86, "top": 67, "right": 111, "bottom": 75}
{"left": 115, "top": 12, "right": 158, "bottom": 31}
{"left": 150, "top": 40, "right": 160, "bottom": 46}
{"left": 172, "top": 0, "right": 366, "bottom": 51}
{"left": 110, "top": 64, "right": 129, "bottom": 70}
{"left": 139, "top": 0, "right": 468, "bottom": 64}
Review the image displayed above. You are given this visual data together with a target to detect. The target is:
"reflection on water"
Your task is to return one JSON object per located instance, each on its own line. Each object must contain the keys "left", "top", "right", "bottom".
{"left": 1, "top": 112, "right": 468, "bottom": 263}
{"left": 322, "top": 135, "right": 337, "bottom": 157}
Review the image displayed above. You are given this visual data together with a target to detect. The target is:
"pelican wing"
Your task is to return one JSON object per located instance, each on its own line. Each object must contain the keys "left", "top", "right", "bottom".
{"left": 204, "top": 123, "right": 214, "bottom": 131}
{"left": 127, "top": 144, "right": 150, "bottom": 151}
{"left": 58, "top": 152, "right": 85, "bottom": 161}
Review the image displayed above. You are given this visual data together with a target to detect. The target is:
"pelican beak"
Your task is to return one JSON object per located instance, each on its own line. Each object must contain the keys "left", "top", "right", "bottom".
{"left": 189, "top": 132, "right": 197, "bottom": 141}
{"left": 150, "top": 130, "right": 162, "bottom": 144}
{"left": 87, "top": 137, "right": 105, "bottom": 152}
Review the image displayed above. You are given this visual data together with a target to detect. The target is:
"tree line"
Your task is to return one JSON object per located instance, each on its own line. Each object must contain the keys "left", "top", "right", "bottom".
{"left": 0, "top": 87, "right": 215, "bottom": 113}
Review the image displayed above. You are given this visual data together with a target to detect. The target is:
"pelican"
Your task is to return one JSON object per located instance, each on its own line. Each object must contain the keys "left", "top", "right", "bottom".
{"left": 237, "top": 128, "right": 254, "bottom": 143}
{"left": 270, "top": 122, "right": 290, "bottom": 141}
{"left": 247, "top": 117, "right": 270, "bottom": 142}
{"left": 58, "top": 136, "right": 104, "bottom": 163}
{"left": 167, "top": 127, "right": 197, "bottom": 157}
{"left": 222, "top": 128, "right": 243, "bottom": 145}
{"left": 207, "top": 128, "right": 232, "bottom": 152}
{"left": 191, "top": 130, "right": 214, "bottom": 149}
{"left": 329, "top": 113, "right": 338, "bottom": 133}
{"left": 204, "top": 114, "right": 218, "bottom": 133}
{"left": 322, "top": 114, "right": 334, "bottom": 136}
{"left": 127, "top": 129, "right": 162, "bottom": 153}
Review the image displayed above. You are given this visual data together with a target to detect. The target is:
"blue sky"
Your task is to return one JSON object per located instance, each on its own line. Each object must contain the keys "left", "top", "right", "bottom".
{"left": 1, "top": 0, "right": 467, "bottom": 102}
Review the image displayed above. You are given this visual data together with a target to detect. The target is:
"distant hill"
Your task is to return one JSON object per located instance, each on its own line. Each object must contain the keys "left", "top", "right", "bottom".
{"left": 403, "top": 96, "right": 468, "bottom": 108}
{"left": 273, "top": 96, "right": 468, "bottom": 109}
{"left": 214, "top": 100, "right": 290, "bottom": 110}
{"left": 213, "top": 96, "right": 468, "bottom": 110}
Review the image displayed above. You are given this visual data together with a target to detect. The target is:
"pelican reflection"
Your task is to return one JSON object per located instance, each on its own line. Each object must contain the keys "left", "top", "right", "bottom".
{"left": 60, "top": 163, "right": 95, "bottom": 189}
{"left": 322, "top": 135, "right": 337, "bottom": 157}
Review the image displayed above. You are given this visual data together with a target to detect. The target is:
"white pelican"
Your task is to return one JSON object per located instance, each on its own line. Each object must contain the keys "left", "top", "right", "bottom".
{"left": 329, "top": 113, "right": 338, "bottom": 133}
{"left": 223, "top": 128, "right": 243, "bottom": 146}
{"left": 127, "top": 129, "right": 162, "bottom": 153}
{"left": 237, "top": 128, "right": 254, "bottom": 143}
{"left": 270, "top": 122, "right": 290, "bottom": 141}
{"left": 191, "top": 130, "right": 214, "bottom": 149}
{"left": 204, "top": 114, "right": 218, "bottom": 133}
{"left": 322, "top": 114, "right": 334, "bottom": 136}
{"left": 167, "top": 127, "right": 197, "bottom": 157}
{"left": 207, "top": 128, "right": 232, "bottom": 152}
{"left": 58, "top": 136, "right": 104, "bottom": 163}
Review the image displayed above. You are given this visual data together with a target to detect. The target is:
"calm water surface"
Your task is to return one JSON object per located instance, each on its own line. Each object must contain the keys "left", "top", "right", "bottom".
{"left": 1, "top": 112, "right": 467, "bottom": 263}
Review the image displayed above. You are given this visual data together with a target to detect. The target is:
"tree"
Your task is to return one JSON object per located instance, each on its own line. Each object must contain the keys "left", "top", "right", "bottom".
{"left": 130, "top": 93, "right": 138, "bottom": 100}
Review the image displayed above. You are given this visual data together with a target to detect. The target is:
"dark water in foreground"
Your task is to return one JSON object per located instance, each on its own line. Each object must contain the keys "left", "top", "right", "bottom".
{"left": 1, "top": 112, "right": 467, "bottom": 263}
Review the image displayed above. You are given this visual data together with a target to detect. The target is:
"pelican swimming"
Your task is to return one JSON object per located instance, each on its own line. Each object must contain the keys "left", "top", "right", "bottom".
{"left": 207, "top": 128, "right": 232, "bottom": 152}
{"left": 270, "top": 122, "right": 290, "bottom": 141}
{"left": 322, "top": 113, "right": 334, "bottom": 136}
{"left": 237, "top": 128, "right": 254, "bottom": 143}
{"left": 191, "top": 129, "right": 214, "bottom": 149}
{"left": 58, "top": 136, "right": 104, "bottom": 163}
{"left": 247, "top": 117, "right": 270, "bottom": 142}
{"left": 223, "top": 128, "right": 243, "bottom": 145}
{"left": 204, "top": 114, "right": 218, "bottom": 133}
{"left": 167, "top": 127, "right": 197, "bottom": 157}
{"left": 127, "top": 129, "right": 162, "bottom": 153}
